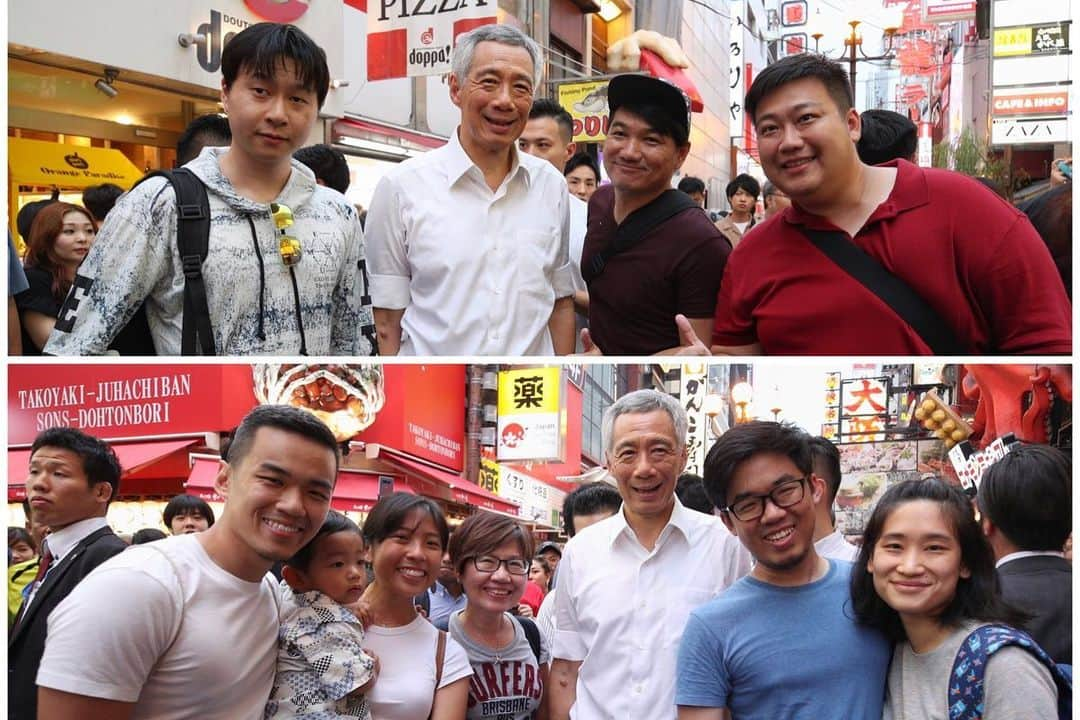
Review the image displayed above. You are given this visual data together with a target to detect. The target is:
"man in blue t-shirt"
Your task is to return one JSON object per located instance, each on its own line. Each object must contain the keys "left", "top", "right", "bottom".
{"left": 676, "top": 422, "right": 890, "bottom": 720}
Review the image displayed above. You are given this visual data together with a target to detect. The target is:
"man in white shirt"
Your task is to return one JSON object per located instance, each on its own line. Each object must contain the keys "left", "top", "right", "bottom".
{"left": 550, "top": 390, "right": 751, "bottom": 720}
{"left": 807, "top": 436, "right": 858, "bottom": 562}
{"left": 9, "top": 428, "right": 127, "bottom": 720}
{"left": 518, "top": 98, "right": 590, "bottom": 321}
{"left": 367, "top": 24, "right": 576, "bottom": 356}
{"left": 36, "top": 405, "right": 340, "bottom": 720}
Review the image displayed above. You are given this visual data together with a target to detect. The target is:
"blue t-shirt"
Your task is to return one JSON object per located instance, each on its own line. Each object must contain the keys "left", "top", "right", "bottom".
{"left": 676, "top": 560, "right": 890, "bottom": 719}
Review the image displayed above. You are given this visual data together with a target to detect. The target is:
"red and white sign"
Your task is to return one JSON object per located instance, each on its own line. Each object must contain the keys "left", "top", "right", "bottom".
{"left": 921, "top": 0, "right": 976, "bottom": 22}
{"left": 992, "top": 87, "right": 1069, "bottom": 116}
{"left": 357, "top": 365, "right": 466, "bottom": 471}
{"left": 8, "top": 366, "right": 255, "bottom": 445}
{"left": 781, "top": 0, "right": 807, "bottom": 26}
{"left": 365, "top": 0, "right": 497, "bottom": 80}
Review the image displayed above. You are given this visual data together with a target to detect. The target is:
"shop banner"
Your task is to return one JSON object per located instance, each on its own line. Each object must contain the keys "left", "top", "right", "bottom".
{"left": 8, "top": 365, "right": 255, "bottom": 445}
{"left": 359, "top": 365, "right": 466, "bottom": 471}
{"left": 992, "top": 86, "right": 1069, "bottom": 116}
{"left": 839, "top": 377, "right": 890, "bottom": 443}
{"left": 921, "top": 0, "right": 976, "bottom": 22}
{"left": 729, "top": 3, "right": 745, "bottom": 139}
{"left": 556, "top": 80, "right": 611, "bottom": 143}
{"left": 991, "top": 115, "right": 1071, "bottom": 144}
{"left": 497, "top": 368, "right": 563, "bottom": 462}
{"left": 993, "top": 0, "right": 1071, "bottom": 28}
{"left": 365, "top": 1, "right": 497, "bottom": 80}
{"left": 680, "top": 364, "right": 709, "bottom": 476}
{"left": 993, "top": 23, "right": 1070, "bottom": 57}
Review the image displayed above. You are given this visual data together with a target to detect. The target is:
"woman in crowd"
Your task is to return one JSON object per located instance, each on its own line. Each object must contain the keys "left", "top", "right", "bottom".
{"left": 850, "top": 478, "right": 1062, "bottom": 719}
{"left": 447, "top": 512, "right": 549, "bottom": 720}
{"left": 360, "top": 493, "right": 471, "bottom": 719}
{"left": 16, "top": 202, "right": 96, "bottom": 354}
{"left": 529, "top": 556, "right": 552, "bottom": 596}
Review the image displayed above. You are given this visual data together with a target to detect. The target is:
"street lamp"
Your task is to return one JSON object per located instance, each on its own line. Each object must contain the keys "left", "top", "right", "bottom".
{"left": 812, "top": 17, "right": 900, "bottom": 101}
{"left": 730, "top": 382, "right": 754, "bottom": 424}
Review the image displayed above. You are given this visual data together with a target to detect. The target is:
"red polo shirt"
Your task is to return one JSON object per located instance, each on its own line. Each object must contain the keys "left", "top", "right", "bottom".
{"left": 712, "top": 160, "right": 1072, "bottom": 355}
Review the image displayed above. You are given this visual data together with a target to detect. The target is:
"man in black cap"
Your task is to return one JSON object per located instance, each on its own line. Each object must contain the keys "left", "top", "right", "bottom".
{"left": 579, "top": 73, "right": 731, "bottom": 356}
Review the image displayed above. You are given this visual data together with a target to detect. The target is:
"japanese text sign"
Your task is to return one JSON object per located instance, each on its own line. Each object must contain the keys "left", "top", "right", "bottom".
{"left": 557, "top": 80, "right": 611, "bottom": 143}
{"left": 496, "top": 368, "right": 564, "bottom": 462}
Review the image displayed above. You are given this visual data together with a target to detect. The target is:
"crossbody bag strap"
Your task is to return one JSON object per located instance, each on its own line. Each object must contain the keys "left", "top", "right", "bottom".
{"left": 428, "top": 629, "right": 448, "bottom": 720}
{"left": 798, "top": 226, "right": 964, "bottom": 355}
{"left": 586, "top": 190, "right": 698, "bottom": 281}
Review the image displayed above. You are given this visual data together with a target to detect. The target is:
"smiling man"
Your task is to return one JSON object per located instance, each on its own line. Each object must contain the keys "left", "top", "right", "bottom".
{"left": 708, "top": 53, "right": 1070, "bottom": 355}
{"left": 46, "top": 23, "right": 375, "bottom": 356}
{"left": 580, "top": 74, "right": 731, "bottom": 356}
{"left": 675, "top": 422, "right": 890, "bottom": 720}
{"left": 8, "top": 428, "right": 126, "bottom": 720}
{"left": 550, "top": 390, "right": 750, "bottom": 720}
{"left": 366, "top": 24, "right": 575, "bottom": 356}
{"left": 36, "top": 405, "right": 340, "bottom": 720}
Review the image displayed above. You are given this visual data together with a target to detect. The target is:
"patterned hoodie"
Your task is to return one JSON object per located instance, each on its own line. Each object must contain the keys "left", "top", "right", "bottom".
{"left": 45, "top": 147, "right": 376, "bottom": 355}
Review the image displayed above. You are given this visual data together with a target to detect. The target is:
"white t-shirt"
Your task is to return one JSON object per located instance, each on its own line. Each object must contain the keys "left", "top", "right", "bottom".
{"left": 363, "top": 615, "right": 473, "bottom": 720}
{"left": 38, "top": 534, "right": 281, "bottom": 720}
{"left": 568, "top": 194, "right": 588, "bottom": 294}
{"left": 815, "top": 529, "right": 860, "bottom": 562}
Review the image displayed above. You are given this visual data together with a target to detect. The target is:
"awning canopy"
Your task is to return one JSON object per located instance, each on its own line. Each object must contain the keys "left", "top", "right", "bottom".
{"left": 184, "top": 456, "right": 413, "bottom": 513}
{"left": 377, "top": 449, "right": 519, "bottom": 516}
{"left": 8, "top": 438, "right": 199, "bottom": 501}
{"left": 9, "top": 137, "right": 144, "bottom": 189}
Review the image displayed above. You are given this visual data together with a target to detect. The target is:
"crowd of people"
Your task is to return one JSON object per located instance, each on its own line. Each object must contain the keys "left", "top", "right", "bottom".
{"left": 8, "top": 391, "right": 1071, "bottom": 719}
{"left": 5, "top": 20, "right": 1070, "bottom": 357}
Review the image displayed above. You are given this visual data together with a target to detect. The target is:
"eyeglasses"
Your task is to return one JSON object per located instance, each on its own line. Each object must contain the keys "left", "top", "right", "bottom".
{"left": 472, "top": 556, "right": 530, "bottom": 575}
{"left": 270, "top": 203, "right": 302, "bottom": 267}
{"left": 722, "top": 476, "right": 807, "bottom": 522}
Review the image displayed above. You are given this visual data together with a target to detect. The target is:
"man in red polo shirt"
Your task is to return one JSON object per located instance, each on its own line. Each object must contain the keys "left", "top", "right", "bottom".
{"left": 708, "top": 54, "right": 1071, "bottom": 355}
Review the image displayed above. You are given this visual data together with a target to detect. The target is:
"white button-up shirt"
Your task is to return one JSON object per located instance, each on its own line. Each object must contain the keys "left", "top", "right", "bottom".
{"left": 366, "top": 128, "right": 575, "bottom": 356}
{"left": 814, "top": 528, "right": 859, "bottom": 562}
{"left": 22, "top": 516, "right": 109, "bottom": 612}
{"left": 553, "top": 499, "right": 752, "bottom": 720}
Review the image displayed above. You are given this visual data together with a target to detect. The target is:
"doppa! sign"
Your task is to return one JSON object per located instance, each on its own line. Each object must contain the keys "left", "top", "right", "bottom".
{"left": 366, "top": 0, "right": 497, "bottom": 80}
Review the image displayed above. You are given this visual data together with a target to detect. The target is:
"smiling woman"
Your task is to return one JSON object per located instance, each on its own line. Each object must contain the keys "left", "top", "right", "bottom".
{"left": 359, "top": 493, "right": 472, "bottom": 720}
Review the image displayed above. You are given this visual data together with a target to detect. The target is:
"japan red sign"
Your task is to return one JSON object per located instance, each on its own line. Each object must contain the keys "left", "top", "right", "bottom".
{"left": 365, "top": 0, "right": 497, "bottom": 80}
{"left": 781, "top": 1, "right": 807, "bottom": 26}
{"left": 8, "top": 365, "right": 255, "bottom": 445}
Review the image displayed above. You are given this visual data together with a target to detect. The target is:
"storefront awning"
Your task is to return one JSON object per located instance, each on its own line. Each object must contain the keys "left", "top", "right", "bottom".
{"left": 377, "top": 449, "right": 519, "bottom": 516}
{"left": 9, "top": 137, "right": 144, "bottom": 189}
{"left": 184, "top": 456, "right": 413, "bottom": 513}
{"left": 8, "top": 438, "right": 199, "bottom": 501}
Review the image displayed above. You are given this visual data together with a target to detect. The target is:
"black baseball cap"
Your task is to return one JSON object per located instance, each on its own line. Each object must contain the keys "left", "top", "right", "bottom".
{"left": 607, "top": 73, "right": 692, "bottom": 141}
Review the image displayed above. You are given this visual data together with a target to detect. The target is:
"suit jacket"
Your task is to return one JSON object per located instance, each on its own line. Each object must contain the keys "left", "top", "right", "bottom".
{"left": 8, "top": 525, "right": 127, "bottom": 720}
{"left": 997, "top": 554, "right": 1072, "bottom": 665}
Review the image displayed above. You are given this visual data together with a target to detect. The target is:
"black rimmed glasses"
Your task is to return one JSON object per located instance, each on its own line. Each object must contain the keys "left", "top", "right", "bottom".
{"left": 722, "top": 476, "right": 808, "bottom": 522}
{"left": 472, "top": 556, "right": 530, "bottom": 575}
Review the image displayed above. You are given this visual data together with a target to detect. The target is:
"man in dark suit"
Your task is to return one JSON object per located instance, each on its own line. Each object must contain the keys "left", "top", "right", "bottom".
{"left": 978, "top": 444, "right": 1072, "bottom": 664}
{"left": 8, "top": 427, "right": 126, "bottom": 720}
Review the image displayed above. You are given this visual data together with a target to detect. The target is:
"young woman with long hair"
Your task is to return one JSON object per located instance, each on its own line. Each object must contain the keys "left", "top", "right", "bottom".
{"left": 850, "top": 478, "right": 1061, "bottom": 719}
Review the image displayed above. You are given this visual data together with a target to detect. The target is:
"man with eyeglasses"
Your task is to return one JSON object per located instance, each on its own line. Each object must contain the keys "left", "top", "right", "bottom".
{"left": 675, "top": 422, "right": 890, "bottom": 720}
{"left": 550, "top": 390, "right": 750, "bottom": 720}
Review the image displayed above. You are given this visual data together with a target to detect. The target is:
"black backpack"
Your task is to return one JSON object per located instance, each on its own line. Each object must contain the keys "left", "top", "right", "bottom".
{"left": 133, "top": 168, "right": 215, "bottom": 355}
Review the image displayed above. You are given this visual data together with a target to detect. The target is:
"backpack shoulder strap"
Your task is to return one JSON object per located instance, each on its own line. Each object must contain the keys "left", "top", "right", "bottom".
{"left": 949, "top": 624, "right": 1072, "bottom": 720}
{"left": 586, "top": 189, "right": 698, "bottom": 280}
{"left": 514, "top": 615, "right": 542, "bottom": 664}
{"left": 140, "top": 543, "right": 187, "bottom": 671}
{"left": 434, "top": 628, "right": 447, "bottom": 688}
{"left": 138, "top": 168, "right": 215, "bottom": 355}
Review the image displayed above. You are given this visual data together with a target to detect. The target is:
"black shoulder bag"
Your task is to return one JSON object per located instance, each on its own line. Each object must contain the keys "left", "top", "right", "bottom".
{"left": 798, "top": 227, "right": 963, "bottom": 355}
{"left": 586, "top": 189, "right": 698, "bottom": 280}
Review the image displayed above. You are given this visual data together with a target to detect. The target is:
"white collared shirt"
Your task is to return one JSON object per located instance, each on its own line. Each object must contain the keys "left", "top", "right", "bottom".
{"left": 815, "top": 528, "right": 860, "bottom": 562}
{"left": 553, "top": 499, "right": 752, "bottom": 720}
{"left": 366, "top": 128, "right": 575, "bottom": 356}
{"left": 22, "top": 516, "right": 109, "bottom": 611}
{"left": 568, "top": 193, "right": 588, "bottom": 294}
{"left": 996, "top": 550, "right": 1067, "bottom": 569}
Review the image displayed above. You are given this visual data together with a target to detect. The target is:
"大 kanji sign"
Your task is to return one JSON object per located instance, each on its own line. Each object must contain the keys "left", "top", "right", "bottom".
{"left": 366, "top": 0, "right": 497, "bottom": 80}
{"left": 496, "top": 368, "right": 564, "bottom": 462}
